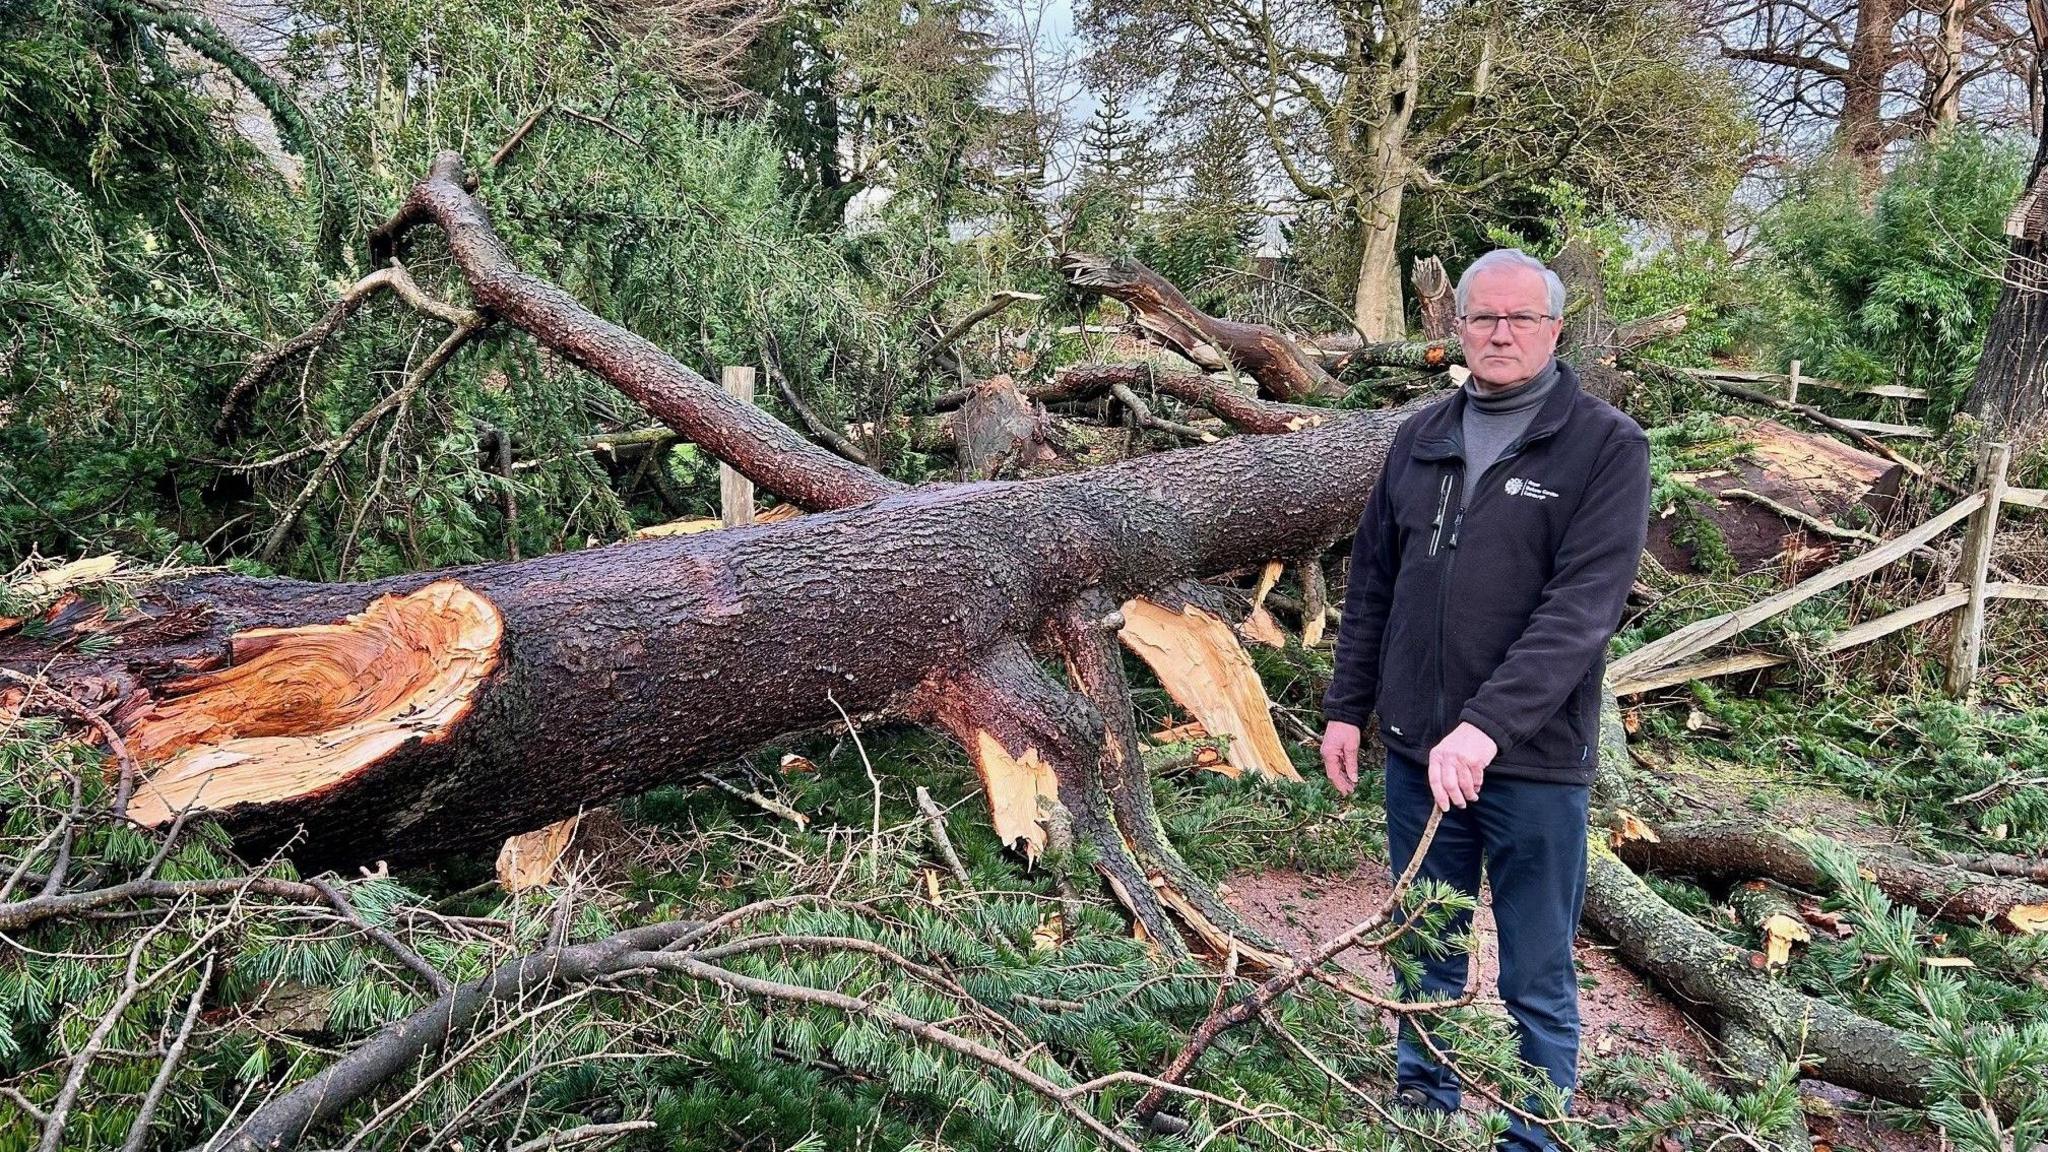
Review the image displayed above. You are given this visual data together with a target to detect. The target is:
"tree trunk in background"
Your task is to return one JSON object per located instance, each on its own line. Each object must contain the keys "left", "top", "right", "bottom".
{"left": 1838, "top": 0, "right": 1906, "bottom": 188}
{"left": 1353, "top": 181, "right": 1408, "bottom": 341}
{"left": 1930, "top": 0, "right": 1966, "bottom": 129}
{"left": 1964, "top": 27, "right": 2048, "bottom": 437}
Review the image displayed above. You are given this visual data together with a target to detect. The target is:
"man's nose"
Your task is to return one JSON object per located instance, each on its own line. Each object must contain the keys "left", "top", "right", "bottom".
{"left": 1489, "top": 324, "right": 1517, "bottom": 345}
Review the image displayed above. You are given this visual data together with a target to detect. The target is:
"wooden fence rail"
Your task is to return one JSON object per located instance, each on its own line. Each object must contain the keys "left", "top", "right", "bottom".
{"left": 1609, "top": 446, "right": 2046, "bottom": 699}
{"left": 1675, "top": 362, "right": 1934, "bottom": 438}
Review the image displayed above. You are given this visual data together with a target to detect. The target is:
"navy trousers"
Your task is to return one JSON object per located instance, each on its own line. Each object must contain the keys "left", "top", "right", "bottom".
{"left": 1382, "top": 751, "right": 1590, "bottom": 1151}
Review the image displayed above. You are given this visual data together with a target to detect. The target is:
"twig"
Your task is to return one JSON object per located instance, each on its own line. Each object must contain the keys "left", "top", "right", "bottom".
{"left": 706, "top": 774, "right": 809, "bottom": 828}
{"left": 0, "top": 876, "right": 325, "bottom": 933}
{"left": 915, "top": 786, "right": 972, "bottom": 887}
{"left": 488, "top": 104, "right": 554, "bottom": 170}
{"left": 916, "top": 291, "right": 1043, "bottom": 370}
{"left": 0, "top": 667, "right": 137, "bottom": 824}
{"left": 42, "top": 901, "right": 230, "bottom": 1152}
{"left": 633, "top": 952, "right": 1144, "bottom": 1152}
{"left": 257, "top": 318, "right": 485, "bottom": 564}
{"left": 507, "top": 1121, "right": 657, "bottom": 1152}
{"left": 1109, "top": 381, "right": 1220, "bottom": 442}
{"left": 119, "top": 952, "right": 216, "bottom": 1152}
{"left": 214, "top": 262, "right": 475, "bottom": 439}
{"left": 1133, "top": 807, "right": 1446, "bottom": 1122}
{"left": 1721, "top": 488, "right": 1882, "bottom": 544}
{"left": 826, "top": 690, "right": 884, "bottom": 884}
{"left": 759, "top": 339, "right": 872, "bottom": 466}
{"left": 307, "top": 876, "right": 453, "bottom": 997}
{"left": 1, "top": 1087, "right": 48, "bottom": 1124}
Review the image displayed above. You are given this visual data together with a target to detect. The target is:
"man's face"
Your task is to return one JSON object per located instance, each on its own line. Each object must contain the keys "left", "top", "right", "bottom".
{"left": 1457, "top": 265, "right": 1562, "bottom": 391}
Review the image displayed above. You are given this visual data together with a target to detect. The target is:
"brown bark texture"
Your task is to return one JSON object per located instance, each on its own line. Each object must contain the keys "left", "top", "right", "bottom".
{"left": 1059, "top": 252, "right": 1348, "bottom": 402}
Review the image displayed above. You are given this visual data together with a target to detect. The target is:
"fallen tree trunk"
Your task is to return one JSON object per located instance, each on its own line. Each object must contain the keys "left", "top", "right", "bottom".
{"left": 1583, "top": 842, "right": 1932, "bottom": 1106}
{"left": 1646, "top": 416, "right": 1905, "bottom": 579}
{"left": 1612, "top": 819, "right": 2048, "bottom": 934}
{"left": 0, "top": 153, "right": 1400, "bottom": 957}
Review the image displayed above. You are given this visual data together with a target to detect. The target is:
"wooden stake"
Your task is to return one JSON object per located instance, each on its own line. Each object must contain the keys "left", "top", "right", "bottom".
{"left": 1945, "top": 442, "right": 2011, "bottom": 699}
{"left": 1786, "top": 359, "right": 1801, "bottom": 406}
{"left": 720, "top": 366, "right": 757, "bottom": 528}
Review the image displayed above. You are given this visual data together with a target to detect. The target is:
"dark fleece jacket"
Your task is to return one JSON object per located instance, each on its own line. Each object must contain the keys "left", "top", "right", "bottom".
{"left": 1321, "top": 360, "right": 1650, "bottom": 785}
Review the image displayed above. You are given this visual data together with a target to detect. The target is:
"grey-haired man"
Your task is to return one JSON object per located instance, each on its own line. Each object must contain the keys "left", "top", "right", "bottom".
{"left": 1320, "top": 250, "right": 1650, "bottom": 1149}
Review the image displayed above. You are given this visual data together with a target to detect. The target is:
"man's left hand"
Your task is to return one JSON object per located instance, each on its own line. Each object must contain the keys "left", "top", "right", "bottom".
{"left": 1427, "top": 723, "right": 1497, "bottom": 811}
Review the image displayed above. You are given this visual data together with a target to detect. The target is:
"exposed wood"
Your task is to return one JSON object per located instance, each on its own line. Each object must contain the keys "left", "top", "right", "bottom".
{"left": 496, "top": 815, "right": 581, "bottom": 892}
{"left": 1060, "top": 253, "right": 1344, "bottom": 403}
{"left": 122, "top": 581, "right": 503, "bottom": 828}
{"left": 2005, "top": 487, "right": 2048, "bottom": 510}
{"left": 1680, "top": 372, "right": 1935, "bottom": 483}
{"left": 720, "top": 366, "right": 758, "bottom": 527}
{"left": 1117, "top": 598, "right": 1301, "bottom": 783}
{"left": 1728, "top": 879, "right": 1811, "bottom": 968}
{"left": 1646, "top": 417, "right": 1902, "bottom": 577}
{"left": 955, "top": 374, "right": 1062, "bottom": 479}
{"left": 1410, "top": 256, "right": 1455, "bottom": 341}
{"left": 971, "top": 731, "right": 1061, "bottom": 860}
{"left": 1945, "top": 442, "right": 2012, "bottom": 698}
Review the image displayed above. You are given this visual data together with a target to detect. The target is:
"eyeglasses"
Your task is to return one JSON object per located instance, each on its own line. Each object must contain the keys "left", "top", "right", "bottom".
{"left": 1459, "top": 312, "right": 1555, "bottom": 335}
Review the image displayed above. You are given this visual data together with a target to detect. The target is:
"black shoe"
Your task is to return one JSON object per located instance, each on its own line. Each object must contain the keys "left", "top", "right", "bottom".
{"left": 1391, "top": 1085, "right": 1448, "bottom": 1114}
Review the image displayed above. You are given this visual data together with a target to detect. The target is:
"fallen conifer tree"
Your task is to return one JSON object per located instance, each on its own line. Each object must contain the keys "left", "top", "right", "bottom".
{"left": 4, "top": 153, "right": 2031, "bottom": 1141}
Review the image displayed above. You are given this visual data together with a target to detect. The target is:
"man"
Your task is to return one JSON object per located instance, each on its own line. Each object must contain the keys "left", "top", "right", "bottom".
{"left": 1319, "top": 249, "right": 1650, "bottom": 1149}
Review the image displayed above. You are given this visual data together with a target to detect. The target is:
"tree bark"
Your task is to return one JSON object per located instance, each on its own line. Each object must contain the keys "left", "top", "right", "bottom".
{"left": 1963, "top": 70, "right": 2048, "bottom": 437}
{"left": 1059, "top": 253, "right": 1345, "bottom": 402}
{"left": 1613, "top": 819, "right": 2048, "bottom": 933}
{"left": 1410, "top": 256, "right": 1455, "bottom": 342}
{"left": 1839, "top": 0, "right": 1907, "bottom": 189}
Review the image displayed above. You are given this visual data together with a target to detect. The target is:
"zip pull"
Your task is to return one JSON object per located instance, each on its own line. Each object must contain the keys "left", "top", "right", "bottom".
{"left": 1448, "top": 508, "right": 1464, "bottom": 549}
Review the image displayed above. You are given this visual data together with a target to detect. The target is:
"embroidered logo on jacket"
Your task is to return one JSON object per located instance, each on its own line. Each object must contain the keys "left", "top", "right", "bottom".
{"left": 1504, "top": 477, "right": 1561, "bottom": 500}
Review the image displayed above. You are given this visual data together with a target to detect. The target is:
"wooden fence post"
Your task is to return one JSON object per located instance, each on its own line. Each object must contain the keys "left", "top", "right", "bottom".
{"left": 720, "top": 366, "right": 757, "bottom": 528}
{"left": 1944, "top": 441, "right": 2011, "bottom": 699}
{"left": 1786, "top": 359, "right": 1801, "bottom": 406}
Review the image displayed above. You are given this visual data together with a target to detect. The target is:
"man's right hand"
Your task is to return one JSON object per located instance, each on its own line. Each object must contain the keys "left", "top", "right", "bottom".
{"left": 1321, "top": 721, "right": 1363, "bottom": 795}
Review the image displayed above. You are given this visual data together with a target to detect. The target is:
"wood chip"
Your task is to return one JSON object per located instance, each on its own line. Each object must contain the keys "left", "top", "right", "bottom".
{"left": 1238, "top": 606, "right": 1287, "bottom": 649}
{"left": 1119, "top": 598, "right": 1301, "bottom": 782}
{"left": 497, "top": 814, "right": 581, "bottom": 892}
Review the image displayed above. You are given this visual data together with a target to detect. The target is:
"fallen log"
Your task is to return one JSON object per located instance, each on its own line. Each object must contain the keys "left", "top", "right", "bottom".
{"left": 1583, "top": 842, "right": 1932, "bottom": 1105}
{"left": 1578, "top": 699, "right": 1942, "bottom": 1108}
{"left": 1059, "top": 253, "right": 1348, "bottom": 403}
{"left": 1612, "top": 819, "right": 2048, "bottom": 934}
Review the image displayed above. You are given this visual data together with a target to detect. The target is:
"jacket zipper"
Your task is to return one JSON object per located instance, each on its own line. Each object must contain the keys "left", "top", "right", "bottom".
{"left": 1426, "top": 473, "right": 1453, "bottom": 557}
{"left": 1433, "top": 464, "right": 1462, "bottom": 739}
{"left": 1435, "top": 438, "right": 1537, "bottom": 738}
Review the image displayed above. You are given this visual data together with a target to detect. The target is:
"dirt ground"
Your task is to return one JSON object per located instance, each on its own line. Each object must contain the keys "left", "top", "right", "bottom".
{"left": 1223, "top": 862, "right": 1939, "bottom": 1151}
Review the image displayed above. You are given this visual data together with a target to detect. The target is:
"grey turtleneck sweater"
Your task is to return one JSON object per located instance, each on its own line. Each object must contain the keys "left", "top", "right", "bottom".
{"left": 1460, "top": 358, "right": 1561, "bottom": 505}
